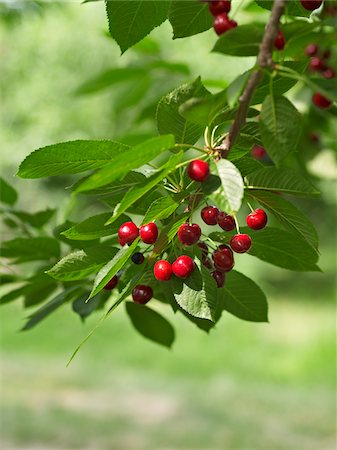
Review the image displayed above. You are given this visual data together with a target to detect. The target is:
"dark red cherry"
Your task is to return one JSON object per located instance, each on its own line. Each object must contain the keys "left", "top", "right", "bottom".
{"left": 230, "top": 234, "right": 252, "bottom": 253}
{"left": 309, "top": 57, "right": 326, "bottom": 71}
{"left": 104, "top": 275, "right": 119, "bottom": 290}
{"left": 172, "top": 255, "right": 195, "bottom": 279}
{"left": 251, "top": 144, "right": 267, "bottom": 160}
{"left": 132, "top": 285, "right": 153, "bottom": 304}
{"left": 208, "top": 0, "right": 231, "bottom": 16}
{"left": 246, "top": 209, "right": 268, "bottom": 230}
{"left": 211, "top": 270, "right": 225, "bottom": 288}
{"left": 212, "top": 245, "right": 234, "bottom": 273}
{"left": 300, "top": 0, "right": 323, "bottom": 11}
{"left": 139, "top": 222, "right": 158, "bottom": 244}
{"left": 154, "top": 260, "right": 172, "bottom": 282}
{"left": 213, "top": 13, "right": 237, "bottom": 36}
{"left": 312, "top": 92, "right": 332, "bottom": 109}
{"left": 201, "top": 206, "right": 219, "bottom": 225}
{"left": 274, "top": 31, "right": 285, "bottom": 50}
{"left": 217, "top": 212, "right": 236, "bottom": 231}
{"left": 131, "top": 252, "right": 144, "bottom": 264}
{"left": 323, "top": 68, "right": 335, "bottom": 79}
{"left": 177, "top": 223, "right": 201, "bottom": 246}
{"left": 305, "top": 43, "right": 318, "bottom": 56}
{"left": 187, "top": 160, "right": 210, "bottom": 182}
{"left": 118, "top": 221, "right": 139, "bottom": 245}
{"left": 202, "top": 257, "right": 213, "bottom": 269}
{"left": 197, "top": 242, "right": 209, "bottom": 257}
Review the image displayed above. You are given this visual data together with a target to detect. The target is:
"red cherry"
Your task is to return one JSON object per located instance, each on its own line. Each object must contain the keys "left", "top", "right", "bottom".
{"left": 300, "top": 0, "right": 323, "bottom": 10}
{"left": 309, "top": 57, "right": 326, "bottom": 71}
{"left": 208, "top": 0, "right": 231, "bottom": 16}
{"left": 251, "top": 144, "right": 267, "bottom": 160}
{"left": 154, "top": 260, "right": 172, "bottom": 282}
{"left": 172, "top": 255, "right": 195, "bottom": 279}
{"left": 212, "top": 245, "right": 234, "bottom": 272}
{"left": 213, "top": 13, "right": 237, "bottom": 36}
{"left": 177, "top": 223, "right": 201, "bottom": 246}
{"left": 308, "top": 131, "right": 320, "bottom": 143}
{"left": 305, "top": 43, "right": 318, "bottom": 56}
{"left": 104, "top": 275, "right": 118, "bottom": 290}
{"left": 131, "top": 252, "right": 144, "bottom": 264}
{"left": 323, "top": 68, "right": 335, "bottom": 79}
{"left": 211, "top": 270, "right": 225, "bottom": 288}
{"left": 197, "top": 242, "right": 209, "bottom": 257}
{"left": 230, "top": 234, "right": 252, "bottom": 253}
{"left": 139, "top": 222, "right": 158, "bottom": 244}
{"left": 118, "top": 237, "right": 126, "bottom": 247}
{"left": 274, "top": 31, "right": 285, "bottom": 50}
{"left": 202, "top": 257, "right": 213, "bottom": 269}
{"left": 312, "top": 92, "right": 332, "bottom": 109}
{"left": 201, "top": 206, "right": 219, "bottom": 225}
{"left": 246, "top": 209, "right": 268, "bottom": 230}
{"left": 187, "top": 160, "right": 210, "bottom": 182}
{"left": 118, "top": 221, "right": 139, "bottom": 245}
{"left": 217, "top": 212, "right": 236, "bottom": 231}
{"left": 132, "top": 285, "right": 153, "bottom": 304}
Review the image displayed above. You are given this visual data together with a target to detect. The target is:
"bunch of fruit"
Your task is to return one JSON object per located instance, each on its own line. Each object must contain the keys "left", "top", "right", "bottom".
{"left": 105, "top": 159, "right": 268, "bottom": 304}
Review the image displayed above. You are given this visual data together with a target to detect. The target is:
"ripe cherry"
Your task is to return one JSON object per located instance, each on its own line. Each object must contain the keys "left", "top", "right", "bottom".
{"left": 139, "top": 222, "right": 158, "bottom": 244}
{"left": 323, "top": 68, "right": 335, "bottom": 79}
{"left": 213, "top": 13, "right": 237, "bottom": 36}
{"left": 217, "top": 212, "right": 236, "bottom": 231}
{"left": 212, "top": 245, "right": 234, "bottom": 273}
{"left": 309, "top": 57, "right": 326, "bottom": 71}
{"left": 208, "top": 0, "right": 231, "bottom": 16}
{"left": 178, "top": 223, "right": 201, "bottom": 246}
{"left": 211, "top": 270, "right": 225, "bottom": 288}
{"left": 312, "top": 92, "right": 332, "bottom": 109}
{"left": 230, "top": 234, "right": 252, "bottom": 253}
{"left": 172, "top": 255, "right": 195, "bottom": 279}
{"left": 274, "top": 31, "right": 285, "bottom": 50}
{"left": 201, "top": 206, "right": 219, "bottom": 225}
{"left": 197, "top": 242, "right": 209, "bottom": 257}
{"left": 305, "top": 43, "right": 318, "bottom": 56}
{"left": 246, "top": 209, "right": 268, "bottom": 230}
{"left": 187, "top": 160, "right": 210, "bottom": 182}
{"left": 202, "top": 257, "right": 213, "bottom": 269}
{"left": 251, "top": 144, "right": 266, "bottom": 160}
{"left": 154, "top": 260, "right": 173, "bottom": 282}
{"left": 104, "top": 275, "right": 119, "bottom": 290}
{"left": 131, "top": 252, "right": 144, "bottom": 265}
{"left": 300, "top": 0, "right": 323, "bottom": 10}
{"left": 118, "top": 221, "right": 139, "bottom": 245}
{"left": 132, "top": 285, "right": 153, "bottom": 304}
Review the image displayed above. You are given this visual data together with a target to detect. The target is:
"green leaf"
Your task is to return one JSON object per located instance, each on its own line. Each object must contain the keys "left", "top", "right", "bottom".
{"left": 1, "top": 237, "right": 60, "bottom": 263}
{"left": 157, "top": 77, "right": 210, "bottom": 144}
{"left": 220, "top": 270, "right": 268, "bottom": 322}
{"left": 75, "top": 135, "right": 175, "bottom": 192}
{"left": 260, "top": 95, "right": 302, "bottom": 164}
{"left": 62, "top": 213, "right": 130, "bottom": 240}
{"left": 88, "top": 239, "right": 139, "bottom": 300}
{"left": 0, "top": 177, "right": 18, "bottom": 205}
{"left": 241, "top": 226, "right": 320, "bottom": 272}
{"left": 75, "top": 67, "right": 146, "bottom": 95}
{"left": 245, "top": 167, "right": 319, "bottom": 197}
{"left": 73, "top": 171, "right": 146, "bottom": 196}
{"left": 125, "top": 302, "right": 175, "bottom": 348}
{"left": 47, "top": 246, "right": 117, "bottom": 282}
{"left": 22, "top": 287, "right": 80, "bottom": 331}
{"left": 171, "top": 264, "right": 219, "bottom": 322}
{"left": 215, "top": 159, "right": 244, "bottom": 214}
{"left": 226, "top": 71, "right": 251, "bottom": 108}
{"left": 11, "top": 209, "right": 55, "bottom": 228}
{"left": 143, "top": 196, "right": 181, "bottom": 224}
{"left": 213, "top": 24, "right": 264, "bottom": 56}
{"left": 18, "top": 140, "right": 130, "bottom": 178}
{"left": 106, "top": 0, "right": 170, "bottom": 53}
{"left": 169, "top": 1, "right": 213, "bottom": 38}
{"left": 233, "top": 157, "right": 263, "bottom": 177}
{"left": 179, "top": 89, "right": 227, "bottom": 126}
{"left": 247, "top": 190, "right": 319, "bottom": 250}
{"left": 1, "top": 276, "right": 57, "bottom": 307}
{"left": 106, "top": 152, "right": 183, "bottom": 225}
{"left": 72, "top": 290, "right": 109, "bottom": 321}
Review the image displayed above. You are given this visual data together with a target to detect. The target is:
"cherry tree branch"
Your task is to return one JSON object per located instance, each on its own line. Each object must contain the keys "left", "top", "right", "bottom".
{"left": 220, "top": 0, "right": 287, "bottom": 156}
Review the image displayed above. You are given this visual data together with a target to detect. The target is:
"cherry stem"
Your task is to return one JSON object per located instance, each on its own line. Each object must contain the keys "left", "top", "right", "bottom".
{"left": 175, "top": 153, "right": 209, "bottom": 169}
{"left": 234, "top": 215, "right": 241, "bottom": 234}
{"left": 247, "top": 202, "right": 255, "bottom": 213}
{"left": 175, "top": 143, "right": 209, "bottom": 154}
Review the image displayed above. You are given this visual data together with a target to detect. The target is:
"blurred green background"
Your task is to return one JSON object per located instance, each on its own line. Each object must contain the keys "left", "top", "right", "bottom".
{"left": 0, "top": 2, "right": 336, "bottom": 449}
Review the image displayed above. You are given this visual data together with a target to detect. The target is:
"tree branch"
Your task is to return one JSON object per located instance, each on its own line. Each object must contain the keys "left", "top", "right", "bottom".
{"left": 220, "top": 0, "right": 287, "bottom": 157}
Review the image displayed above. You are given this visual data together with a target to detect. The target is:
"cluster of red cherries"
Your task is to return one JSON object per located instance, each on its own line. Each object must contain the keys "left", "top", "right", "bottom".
{"left": 104, "top": 159, "right": 267, "bottom": 305}
{"left": 202, "top": 0, "right": 237, "bottom": 36}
